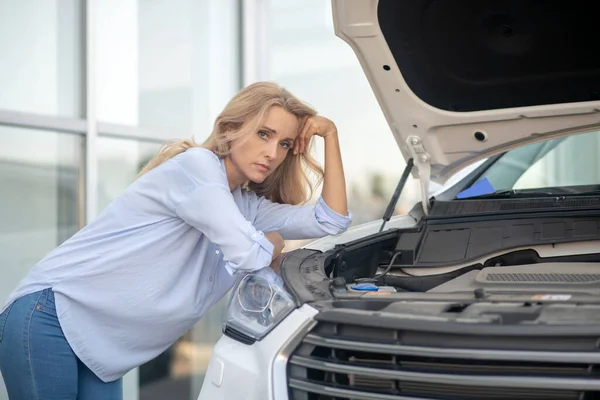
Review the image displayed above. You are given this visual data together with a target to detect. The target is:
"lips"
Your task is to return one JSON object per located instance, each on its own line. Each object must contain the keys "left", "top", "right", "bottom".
{"left": 255, "top": 163, "right": 270, "bottom": 173}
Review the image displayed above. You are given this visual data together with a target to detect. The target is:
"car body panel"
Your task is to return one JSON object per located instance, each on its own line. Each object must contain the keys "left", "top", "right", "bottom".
{"left": 198, "top": 305, "right": 317, "bottom": 400}
{"left": 331, "top": 0, "right": 600, "bottom": 184}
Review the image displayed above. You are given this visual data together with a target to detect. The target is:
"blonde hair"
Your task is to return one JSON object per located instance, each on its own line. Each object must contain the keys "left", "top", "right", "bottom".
{"left": 138, "top": 82, "right": 323, "bottom": 205}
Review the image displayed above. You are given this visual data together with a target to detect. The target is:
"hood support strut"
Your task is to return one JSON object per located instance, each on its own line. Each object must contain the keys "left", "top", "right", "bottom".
{"left": 406, "top": 136, "right": 431, "bottom": 216}
{"left": 379, "top": 158, "right": 414, "bottom": 232}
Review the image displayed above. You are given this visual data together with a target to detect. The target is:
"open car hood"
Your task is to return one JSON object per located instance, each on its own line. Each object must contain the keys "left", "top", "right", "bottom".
{"left": 332, "top": 0, "right": 600, "bottom": 199}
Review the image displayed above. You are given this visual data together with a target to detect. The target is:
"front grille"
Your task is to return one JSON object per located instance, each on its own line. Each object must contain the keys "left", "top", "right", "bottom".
{"left": 287, "top": 318, "right": 600, "bottom": 400}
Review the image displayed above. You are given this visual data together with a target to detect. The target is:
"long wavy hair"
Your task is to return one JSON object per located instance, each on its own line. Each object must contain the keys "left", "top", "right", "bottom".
{"left": 137, "top": 82, "right": 323, "bottom": 205}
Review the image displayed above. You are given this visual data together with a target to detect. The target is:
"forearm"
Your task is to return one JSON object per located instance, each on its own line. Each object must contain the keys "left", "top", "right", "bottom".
{"left": 265, "top": 231, "right": 284, "bottom": 261}
{"left": 321, "top": 131, "right": 349, "bottom": 216}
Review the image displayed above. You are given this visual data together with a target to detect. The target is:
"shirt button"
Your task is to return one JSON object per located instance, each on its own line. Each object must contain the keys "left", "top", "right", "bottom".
{"left": 209, "top": 276, "right": 214, "bottom": 282}
{"left": 251, "top": 233, "right": 257, "bottom": 239}
{"left": 215, "top": 250, "right": 220, "bottom": 255}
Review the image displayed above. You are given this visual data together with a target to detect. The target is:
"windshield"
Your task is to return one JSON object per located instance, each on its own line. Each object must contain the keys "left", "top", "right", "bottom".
{"left": 459, "top": 130, "right": 600, "bottom": 198}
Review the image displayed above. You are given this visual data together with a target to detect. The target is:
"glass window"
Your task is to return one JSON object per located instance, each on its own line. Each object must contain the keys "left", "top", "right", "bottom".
{"left": 268, "top": 0, "right": 418, "bottom": 226}
{"left": 0, "top": 126, "right": 83, "bottom": 301}
{"left": 97, "top": 136, "right": 161, "bottom": 211}
{"left": 96, "top": 0, "right": 240, "bottom": 137}
{"left": 476, "top": 130, "right": 600, "bottom": 193}
{"left": 0, "top": 1, "right": 83, "bottom": 117}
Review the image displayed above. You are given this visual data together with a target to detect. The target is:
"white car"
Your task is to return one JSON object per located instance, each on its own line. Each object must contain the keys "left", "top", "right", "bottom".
{"left": 199, "top": 0, "right": 600, "bottom": 399}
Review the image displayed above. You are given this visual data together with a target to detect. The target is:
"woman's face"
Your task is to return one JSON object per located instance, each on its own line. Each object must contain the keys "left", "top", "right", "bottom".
{"left": 225, "top": 106, "right": 300, "bottom": 188}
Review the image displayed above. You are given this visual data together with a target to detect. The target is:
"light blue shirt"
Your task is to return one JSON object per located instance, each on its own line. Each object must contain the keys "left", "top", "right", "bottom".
{"left": 1, "top": 148, "right": 352, "bottom": 382}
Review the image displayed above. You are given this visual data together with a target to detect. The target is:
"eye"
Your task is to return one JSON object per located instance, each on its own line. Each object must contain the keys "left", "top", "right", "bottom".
{"left": 280, "top": 141, "right": 292, "bottom": 149}
{"left": 258, "top": 130, "right": 269, "bottom": 140}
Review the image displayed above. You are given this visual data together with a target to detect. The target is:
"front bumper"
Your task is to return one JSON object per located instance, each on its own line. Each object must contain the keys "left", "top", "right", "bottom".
{"left": 286, "top": 307, "right": 600, "bottom": 400}
{"left": 197, "top": 304, "right": 317, "bottom": 400}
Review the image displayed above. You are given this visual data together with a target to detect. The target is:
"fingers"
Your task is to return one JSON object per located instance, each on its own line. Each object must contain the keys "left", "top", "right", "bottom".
{"left": 295, "top": 117, "right": 313, "bottom": 155}
{"left": 303, "top": 124, "right": 313, "bottom": 154}
{"left": 294, "top": 116, "right": 327, "bottom": 155}
{"left": 293, "top": 140, "right": 298, "bottom": 155}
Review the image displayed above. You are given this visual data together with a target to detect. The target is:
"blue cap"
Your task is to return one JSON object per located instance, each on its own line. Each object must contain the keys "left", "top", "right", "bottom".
{"left": 350, "top": 283, "right": 379, "bottom": 291}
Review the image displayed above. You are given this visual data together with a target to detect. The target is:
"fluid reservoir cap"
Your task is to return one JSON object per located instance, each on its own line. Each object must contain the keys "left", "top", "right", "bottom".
{"left": 350, "top": 283, "right": 379, "bottom": 291}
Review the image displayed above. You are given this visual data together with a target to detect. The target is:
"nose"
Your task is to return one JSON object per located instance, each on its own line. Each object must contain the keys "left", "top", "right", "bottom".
{"left": 265, "top": 140, "right": 278, "bottom": 160}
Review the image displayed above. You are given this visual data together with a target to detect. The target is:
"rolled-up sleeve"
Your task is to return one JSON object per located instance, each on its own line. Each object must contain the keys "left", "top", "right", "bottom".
{"left": 314, "top": 197, "right": 353, "bottom": 233}
{"left": 173, "top": 149, "right": 274, "bottom": 276}
{"left": 252, "top": 194, "right": 353, "bottom": 240}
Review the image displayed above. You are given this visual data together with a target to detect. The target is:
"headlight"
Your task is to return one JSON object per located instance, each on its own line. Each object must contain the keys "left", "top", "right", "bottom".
{"left": 224, "top": 267, "right": 296, "bottom": 341}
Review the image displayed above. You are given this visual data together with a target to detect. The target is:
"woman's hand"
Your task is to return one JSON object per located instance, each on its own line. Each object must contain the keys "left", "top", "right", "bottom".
{"left": 294, "top": 115, "right": 349, "bottom": 217}
{"left": 269, "top": 253, "right": 285, "bottom": 275}
{"left": 264, "top": 231, "right": 285, "bottom": 261}
{"left": 294, "top": 115, "right": 337, "bottom": 155}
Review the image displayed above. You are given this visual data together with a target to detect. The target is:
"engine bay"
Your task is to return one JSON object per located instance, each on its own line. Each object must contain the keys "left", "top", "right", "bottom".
{"left": 325, "top": 212, "right": 600, "bottom": 296}
{"left": 281, "top": 210, "right": 600, "bottom": 312}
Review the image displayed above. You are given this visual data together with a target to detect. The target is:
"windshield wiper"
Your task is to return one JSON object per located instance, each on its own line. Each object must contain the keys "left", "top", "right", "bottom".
{"left": 460, "top": 188, "right": 600, "bottom": 200}
{"left": 460, "top": 190, "right": 557, "bottom": 200}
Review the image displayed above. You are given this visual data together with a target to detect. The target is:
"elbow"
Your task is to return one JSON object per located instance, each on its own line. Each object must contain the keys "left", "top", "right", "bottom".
{"left": 224, "top": 259, "right": 267, "bottom": 276}
{"left": 316, "top": 213, "right": 353, "bottom": 236}
{"left": 223, "top": 241, "right": 274, "bottom": 276}
{"left": 223, "top": 261, "right": 252, "bottom": 276}
{"left": 314, "top": 198, "right": 353, "bottom": 236}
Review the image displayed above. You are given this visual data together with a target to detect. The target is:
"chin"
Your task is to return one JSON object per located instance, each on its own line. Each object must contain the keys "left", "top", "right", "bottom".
{"left": 248, "top": 174, "right": 268, "bottom": 184}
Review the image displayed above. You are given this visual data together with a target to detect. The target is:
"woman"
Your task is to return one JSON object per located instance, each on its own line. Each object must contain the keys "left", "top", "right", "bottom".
{"left": 0, "top": 82, "right": 351, "bottom": 399}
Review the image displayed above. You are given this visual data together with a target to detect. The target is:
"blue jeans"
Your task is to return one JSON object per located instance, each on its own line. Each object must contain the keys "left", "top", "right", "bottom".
{"left": 0, "top": 289, "right": 123, "bottom": 399}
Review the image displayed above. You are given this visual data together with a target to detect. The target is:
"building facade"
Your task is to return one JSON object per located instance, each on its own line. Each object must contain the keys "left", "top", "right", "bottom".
{"left": 0, "top": 1, "right": 414, "bottom": 399}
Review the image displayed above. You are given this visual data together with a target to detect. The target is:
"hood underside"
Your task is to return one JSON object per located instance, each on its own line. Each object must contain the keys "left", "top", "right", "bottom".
{"left": 332, "top": 0, "right": 600, "bottom": 184}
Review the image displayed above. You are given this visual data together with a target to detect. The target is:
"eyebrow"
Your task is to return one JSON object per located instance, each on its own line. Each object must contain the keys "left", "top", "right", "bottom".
{"left": 261, "top": 126, "right": 295, "bottom": 142}
{"left": 261, "top": 125, "right": 277, "bottom": 134}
